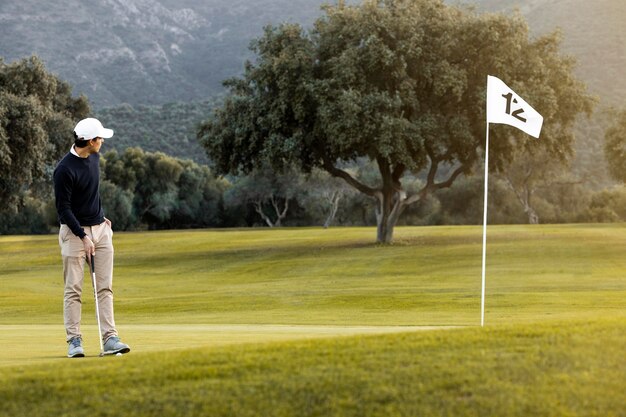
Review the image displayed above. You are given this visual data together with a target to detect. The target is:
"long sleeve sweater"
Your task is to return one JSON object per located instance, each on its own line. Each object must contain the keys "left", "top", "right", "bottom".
{"left": 53, "top": 150, "right": 105, "bottom": 239}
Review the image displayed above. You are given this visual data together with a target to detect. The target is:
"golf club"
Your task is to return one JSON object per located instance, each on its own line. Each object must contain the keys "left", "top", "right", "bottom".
{"left": 89, "top": 254, "right": 105, "bottom": 357}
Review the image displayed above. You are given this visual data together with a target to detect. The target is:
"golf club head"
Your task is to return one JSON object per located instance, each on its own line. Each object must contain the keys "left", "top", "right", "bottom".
{"left": 99, "top": 350, "right": 123, "bottom": 357}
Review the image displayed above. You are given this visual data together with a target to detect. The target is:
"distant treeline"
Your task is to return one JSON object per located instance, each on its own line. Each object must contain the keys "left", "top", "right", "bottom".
{"left": 2, "top": 146, "right": 626, "bottom": 235}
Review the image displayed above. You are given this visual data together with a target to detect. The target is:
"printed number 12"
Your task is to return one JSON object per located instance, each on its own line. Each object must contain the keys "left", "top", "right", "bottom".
{"left": 502, "top": 92, "right": 527, "bottom": 123}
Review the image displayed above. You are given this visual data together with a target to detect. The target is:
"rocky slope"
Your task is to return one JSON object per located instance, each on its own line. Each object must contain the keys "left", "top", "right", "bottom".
{"left": 0, "top": 0, "right": 324, "bottom": 107}
{"left": 1, "top": 0, "right": 624, "bottom": 109}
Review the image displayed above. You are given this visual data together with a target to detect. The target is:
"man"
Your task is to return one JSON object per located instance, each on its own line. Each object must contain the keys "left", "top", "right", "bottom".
{"left": 53, "top": 117, "right": 130, "bottom": 358}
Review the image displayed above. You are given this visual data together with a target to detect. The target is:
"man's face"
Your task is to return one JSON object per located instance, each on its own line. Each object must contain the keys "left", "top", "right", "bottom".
{"left": 91, "top": 137, "right": 104, "bottom": 153}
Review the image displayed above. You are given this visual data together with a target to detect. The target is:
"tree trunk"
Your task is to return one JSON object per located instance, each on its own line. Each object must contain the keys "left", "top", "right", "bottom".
{"left": 525, "top": 205, "right": 539, "bottom": 224}
{"left": 504, "top": 176, "right": 540, "bottom": 225}
{"left": 376, "top": 218, "right": 395, "bottom": 243}
{"left": 270, "top": 196, "right": 289, "bottom": 227}
{"left": 323, "top": 156, "right": 463, "bottom": 243}
{"left": 323, "top": 191, "right": 341, "bottom": 229}
{"left": 252, "top": 196, "right": 290, "bottom": 227}
{"left": 375, "top": 188, "right": 406, "bottom": 244}
{"left": 253, "top": 200, "right": 275, "bottom": 227}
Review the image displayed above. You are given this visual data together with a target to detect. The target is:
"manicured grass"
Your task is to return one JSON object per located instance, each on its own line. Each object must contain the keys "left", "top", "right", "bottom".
{"left": 1, "top": 225, "right": 625, "bottom": 328}
{"left": 0, "top": 225, "right": 625, "bottom": 416}
{"left": 0, "top": 323, "right": 446, "bottom": 367}
{"left": 0, "top": 319, "right": 624, "bottom": 417}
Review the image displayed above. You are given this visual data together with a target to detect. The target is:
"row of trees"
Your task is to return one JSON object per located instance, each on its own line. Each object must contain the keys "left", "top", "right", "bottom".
{"left": 3, "top": 142, "right": 626, "bottom": 235}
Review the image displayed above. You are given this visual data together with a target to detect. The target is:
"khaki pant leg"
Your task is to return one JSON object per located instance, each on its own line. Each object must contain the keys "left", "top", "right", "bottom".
{"left": 59, "top": 225, "right": 86, "bottom": 341}
{"left": 91, "top": 222, "right": 117, "bottom": 342}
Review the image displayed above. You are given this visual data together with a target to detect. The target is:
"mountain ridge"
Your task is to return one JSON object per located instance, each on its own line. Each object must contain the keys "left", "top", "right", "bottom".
{"left": 0, "top": 0, "right": 327, "bottom": 107}
{"left": 1, "top": 0, "right": 624, "bottom": 109}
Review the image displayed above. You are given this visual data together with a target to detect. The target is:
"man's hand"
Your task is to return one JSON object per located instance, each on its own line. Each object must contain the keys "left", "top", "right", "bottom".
{"left": 82, "top": 235, "right": 95, "bottom": 256}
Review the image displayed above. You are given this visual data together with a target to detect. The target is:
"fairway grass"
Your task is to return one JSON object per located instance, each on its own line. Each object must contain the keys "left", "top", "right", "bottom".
{"left": 2, "top": 225, "right": 625, "bottom": 328}
{"left": 0, "top": 323, "right": 454, "bottom": 367}
{"left": 1, "top": 224, "right": 625, "bottom": 415}
{"left": 0, "top": 319, "right": 624, "bottom": 417}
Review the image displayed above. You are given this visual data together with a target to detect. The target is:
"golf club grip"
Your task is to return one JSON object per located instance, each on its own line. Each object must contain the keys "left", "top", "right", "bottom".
{"left": 90, "top": 253, "right": 95, "bottom": 274}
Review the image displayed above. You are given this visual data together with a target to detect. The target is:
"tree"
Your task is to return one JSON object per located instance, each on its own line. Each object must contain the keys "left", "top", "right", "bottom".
{"left": 499, "top": 147, "right": 578, "bottom": 224}
{"left": 103, "top": 148, "right": 182, "bottom": 227}
{"left": 224, "top": 164, "right": 303, "bottom": 227}
{"left": 300, "top": 167, "right": 358, "bottom": 228}
{"left": 102, "top": 147, "right": 226, "bottom": 230}
{"left": 0, "top": 55, "right": 89, "bottom": 211}
{"left": 584, "top": 187, "right": 626, "bottom": 223}
{"left": 199, "top": 0, "right": 594, "bottom": 243}
{"left": 99, "top": 180, "right": 135, "bottom": 230}
{"left": 604, "top": 109, "right": 626, "bottom": 183}
{"left": 171, "top": 159, "right": 227, "bottom": 228}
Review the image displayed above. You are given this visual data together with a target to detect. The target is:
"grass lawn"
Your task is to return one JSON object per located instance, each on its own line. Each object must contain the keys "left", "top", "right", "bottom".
{"left": 0, "top": 224, "right": 624, "bottom": 416}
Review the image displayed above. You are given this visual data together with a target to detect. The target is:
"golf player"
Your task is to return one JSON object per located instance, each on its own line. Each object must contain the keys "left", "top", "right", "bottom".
{"left": 53, "top": 118, "right": 130, "bottom": 358}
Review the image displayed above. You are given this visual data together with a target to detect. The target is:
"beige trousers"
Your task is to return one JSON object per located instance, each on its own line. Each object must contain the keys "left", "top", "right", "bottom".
{"left": 59, "top": 222, "right": 118, "bottom": 342}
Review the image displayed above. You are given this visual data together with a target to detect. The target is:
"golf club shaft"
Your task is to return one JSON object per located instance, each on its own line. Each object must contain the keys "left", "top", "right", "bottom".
{"left": 90, "top": 254, "right": 104, "bottom": 354}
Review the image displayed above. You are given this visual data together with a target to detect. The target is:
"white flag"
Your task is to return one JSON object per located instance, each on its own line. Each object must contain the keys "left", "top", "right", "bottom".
{"left": 486, "top": 75, "right": 543, "bottom": 138}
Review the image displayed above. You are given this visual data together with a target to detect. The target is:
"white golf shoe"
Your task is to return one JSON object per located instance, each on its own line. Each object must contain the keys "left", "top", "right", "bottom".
{"left": 67, "top": 337, "right": 85, "bottom": 358}
{"left": 103, "top": 336, "right": 130, "bottom": 355}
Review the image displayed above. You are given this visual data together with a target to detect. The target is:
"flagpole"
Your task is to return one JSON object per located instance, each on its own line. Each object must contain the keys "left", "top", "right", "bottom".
{"left": 481, "top": 122, "right": 490, "bottom": 327}
{"left": 482, "top": 75, "right": 543, "bottom": 327}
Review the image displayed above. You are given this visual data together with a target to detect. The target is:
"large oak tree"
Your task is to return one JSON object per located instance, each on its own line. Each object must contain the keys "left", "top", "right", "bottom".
{"left": 199, "top": 0, "right": 594, "bottom": 242}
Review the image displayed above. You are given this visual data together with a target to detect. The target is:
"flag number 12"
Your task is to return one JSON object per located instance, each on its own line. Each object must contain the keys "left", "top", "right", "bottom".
{"left": 502, "top": 92, "right": 527, "bottom": 123}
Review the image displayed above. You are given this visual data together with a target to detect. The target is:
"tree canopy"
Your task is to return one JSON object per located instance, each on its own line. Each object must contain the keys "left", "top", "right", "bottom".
{"left": 0, "top": 55, "right": 89, "bottom": 211}
{"left": 102, "top": 147, "right": 227, "bottom": 230}
{"left": 199, "top": 0, "right": 593, "bottom": 242}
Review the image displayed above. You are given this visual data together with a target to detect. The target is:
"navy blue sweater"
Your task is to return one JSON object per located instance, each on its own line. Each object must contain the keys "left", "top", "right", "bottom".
{"left": 53, "top": 151, "right": 105, "bottom": 239}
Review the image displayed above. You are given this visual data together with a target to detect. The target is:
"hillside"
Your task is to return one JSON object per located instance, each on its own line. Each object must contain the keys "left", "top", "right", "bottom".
{"left": 0, "top": 0, "right": 327, "bottom": 108}
{"left": 469, "top": 0, "right": 626, "bottom": 107}
{"left": 1, "top": 0, "right": 624, "bottom": 109}
{"left": 94, "top": 99, "right": 220, "bottom": 164}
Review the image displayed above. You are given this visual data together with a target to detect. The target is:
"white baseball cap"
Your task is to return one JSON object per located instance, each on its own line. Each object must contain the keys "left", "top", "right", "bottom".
{"left": 74, "top": 118, "right": 114, "bottom": 140}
